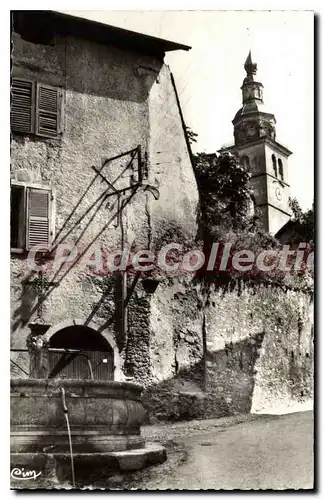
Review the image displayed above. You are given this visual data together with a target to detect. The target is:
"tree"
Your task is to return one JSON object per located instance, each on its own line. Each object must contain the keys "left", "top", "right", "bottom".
{"left": 193, "top": 150, "right": 254, "bottom": 240}
{"left": 185, "top": 125, "right": 198, "bottom": 145}
{"left": 182, "top": 128, "right": 311, "bottom": 294}
{"left": 288, "top": 197, "right": 314, "bottom": 245}
{"left": 185, "top": 126, "right": 253, "bottom": 233}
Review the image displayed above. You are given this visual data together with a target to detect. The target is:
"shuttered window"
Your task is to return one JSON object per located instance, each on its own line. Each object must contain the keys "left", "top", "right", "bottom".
{"left": 10, "top": 183, "right": 54, "bottom": 252}
{"left": 36, "top": 84, "right": 61, "bottom": 138}
{"left": 11, "top": 78, "right": 62, "bottom": 138}
{"left": 10, "top": 79, "right": 35, "bottom": 134}
{"left": 26, "top": 188, "right": 51, "bottom": 250}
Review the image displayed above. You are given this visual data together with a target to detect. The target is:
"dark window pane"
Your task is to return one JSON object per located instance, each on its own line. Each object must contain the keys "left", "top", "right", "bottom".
{"left": 11, "top": 186, "right": 24, "bottom": 248}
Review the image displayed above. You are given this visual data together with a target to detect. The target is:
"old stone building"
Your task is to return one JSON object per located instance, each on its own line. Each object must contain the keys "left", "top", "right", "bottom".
{"left": 219, "top": 51, "right": 292, "bottom": 235}
{"left": 10, "top": 11, "right": 199, "bottom": 382}
{"left": 10, "top": 12, "right": 313, "bottom": 422}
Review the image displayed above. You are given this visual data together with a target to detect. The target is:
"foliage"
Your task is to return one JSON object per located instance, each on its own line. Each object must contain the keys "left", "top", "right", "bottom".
{"left": 193, "top": 150, "right": 254, "bottom": 241}
{"left": 31, "top": 275, "right": 50, "bottom": 295}
{"left": 185, "top": 125, "right": 198, "bottom": 145}
{"left": 186, "top": 128, "right": 313, "bottom": 291}
{"left": 288, "top": 197, "right": 314, "bottom": 245}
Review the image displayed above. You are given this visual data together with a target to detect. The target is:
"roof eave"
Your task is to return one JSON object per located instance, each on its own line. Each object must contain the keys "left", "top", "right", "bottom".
{"left": 12, "top": 10, "right": 191, "bottom": 58}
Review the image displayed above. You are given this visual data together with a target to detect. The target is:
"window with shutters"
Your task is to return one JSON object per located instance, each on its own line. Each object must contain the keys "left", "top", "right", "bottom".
{"left": 10, "top": 182, "right": 54, "bottom": 253}
{"left": 11, "top": 78, "right": 62, "bottom": 139}
{"left": 10, "top": 79, "right": 35, "bottom": 134}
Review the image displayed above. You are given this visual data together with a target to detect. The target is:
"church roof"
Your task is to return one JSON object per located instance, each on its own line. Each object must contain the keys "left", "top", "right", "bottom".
{"left": 233, "top": 101, "right": 275, "bottom": 122}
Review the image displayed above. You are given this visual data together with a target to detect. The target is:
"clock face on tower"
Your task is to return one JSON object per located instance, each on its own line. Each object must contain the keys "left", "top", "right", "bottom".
{"left": 275, "top": 186, "right": 282, "bottom": 201}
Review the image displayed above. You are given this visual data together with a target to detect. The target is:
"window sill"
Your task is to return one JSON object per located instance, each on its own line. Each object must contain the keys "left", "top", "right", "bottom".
{"left": 11, "top": 130, "right": 63, "bottom": 141}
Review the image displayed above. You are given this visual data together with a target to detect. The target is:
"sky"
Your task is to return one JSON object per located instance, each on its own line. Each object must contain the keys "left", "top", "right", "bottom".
{"left": 62, "top": 10, "right": 314, "bottom": 209}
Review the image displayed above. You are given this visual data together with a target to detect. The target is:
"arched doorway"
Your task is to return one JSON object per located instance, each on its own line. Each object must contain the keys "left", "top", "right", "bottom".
{"left": 48, "top": 325, "right": 114, "bottom": 381}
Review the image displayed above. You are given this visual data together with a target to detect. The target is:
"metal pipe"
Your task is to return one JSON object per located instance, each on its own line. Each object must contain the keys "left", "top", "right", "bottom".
{"left": 85, "top": 357, "right": 94, "bottom": 381}
{"left": 61, "top": 387, "right": 75, "bottom": 488}
{"left": 70, "top": 352, "right": 94, "bottom": 381}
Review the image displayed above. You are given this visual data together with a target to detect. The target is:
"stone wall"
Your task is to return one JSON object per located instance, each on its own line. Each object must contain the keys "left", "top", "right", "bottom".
{"left": 142, "top": 280, "right": 313, "bottom": 423}
{"left": 205, "top": 281, "right": 313, "bottom": 415}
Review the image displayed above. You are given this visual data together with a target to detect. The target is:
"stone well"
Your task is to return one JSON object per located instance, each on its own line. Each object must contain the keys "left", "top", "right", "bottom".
{"left": 11, "top": 379, "right": 166, "bottom": 487}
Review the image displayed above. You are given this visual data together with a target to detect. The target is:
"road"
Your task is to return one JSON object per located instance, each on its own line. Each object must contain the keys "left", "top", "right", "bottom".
{"left": 133, "top": 411, "right": 314, "bottom": 490}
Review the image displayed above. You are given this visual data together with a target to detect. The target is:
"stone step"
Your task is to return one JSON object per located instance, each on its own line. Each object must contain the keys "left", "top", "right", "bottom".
{"left": 10, "top": 443, "right": 166, "bottom": 489}
{"left": 110, "top": 442, "right": 167, "bottom": 471}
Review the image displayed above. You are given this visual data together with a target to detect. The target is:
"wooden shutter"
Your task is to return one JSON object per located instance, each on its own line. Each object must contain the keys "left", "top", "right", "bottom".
{"left": 26, "top": 188, "right": 51, "bottom": 250}
{"left": 11, "top": 78, "right": 35, "bottom": 134}
{"left": 36, "top": 83, "right": 61, "bottom": 138}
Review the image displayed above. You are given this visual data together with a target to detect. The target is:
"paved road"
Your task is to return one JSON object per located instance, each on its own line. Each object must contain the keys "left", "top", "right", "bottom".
{"left": 141, "top": 411, "right": 314, "bottom": 490}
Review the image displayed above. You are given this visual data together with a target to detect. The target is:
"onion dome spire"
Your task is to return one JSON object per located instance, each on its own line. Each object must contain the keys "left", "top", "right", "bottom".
{"left": 244, "top": 50, "right": 257, "bottom": 77}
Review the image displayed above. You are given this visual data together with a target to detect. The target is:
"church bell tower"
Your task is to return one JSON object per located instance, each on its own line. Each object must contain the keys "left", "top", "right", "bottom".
{"left": 231, "top": 51, "right": 292, "bottom": 235}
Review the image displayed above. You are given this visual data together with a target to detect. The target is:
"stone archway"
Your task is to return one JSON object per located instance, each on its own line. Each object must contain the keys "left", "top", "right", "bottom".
{"left": 43, "top": 319, "right": 123, "bottom": 381}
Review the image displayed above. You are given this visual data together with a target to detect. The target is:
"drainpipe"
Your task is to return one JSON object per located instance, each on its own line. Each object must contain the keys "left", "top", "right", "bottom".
{"left": 119, "top": 193, "right": 128, "bottom": 351}
{"left": 202, "top": 313, "right": 208, "bottom": 391}
{"left": 170, "top": 72, "right": 195, "bottom": 168}
{"left": 121, "top": 270, "right": 127, "bottom": 350}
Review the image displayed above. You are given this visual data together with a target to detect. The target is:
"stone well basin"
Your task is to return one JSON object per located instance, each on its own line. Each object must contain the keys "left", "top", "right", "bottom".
{"left": 11, "top": 379, "right": 147, "bottom": 454}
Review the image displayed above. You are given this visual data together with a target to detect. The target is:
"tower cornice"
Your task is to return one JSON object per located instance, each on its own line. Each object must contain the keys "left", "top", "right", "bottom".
{"left": 240, "top": 80, "right": 264, "bottom": 90}
{"left": 233, "top": 136, "right": 293, "bottom": 157}
{"left": 217, "top": 137, "right": 292, "bottom": 157}
{"left": 232, "top": 109, "right": 275, "bottom": 125}
{"left": 263, "top": 137, "right": 293, "bottom": 157}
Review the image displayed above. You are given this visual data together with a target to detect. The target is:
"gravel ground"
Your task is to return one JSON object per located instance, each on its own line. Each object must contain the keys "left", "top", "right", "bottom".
{"left": 142, "top": 413, "right": 263, "bottom": 443}
{"left": 85, "top": 413, "right": 266, "bottom": 490}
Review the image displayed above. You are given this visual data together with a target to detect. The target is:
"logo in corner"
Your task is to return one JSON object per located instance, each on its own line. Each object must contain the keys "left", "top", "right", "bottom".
{"left": 11, "top": 467, "right": 42, "bottom": 481}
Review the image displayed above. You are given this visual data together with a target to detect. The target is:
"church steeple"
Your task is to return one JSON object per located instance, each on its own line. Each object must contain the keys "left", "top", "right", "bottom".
{"left": 226, "top": 51, "right": 293, "bottom": 235}
{"left": 233, "top": 51, "right": 276, "bottom": 147}
{"left": 241, "top": 51, "right": 264, "bottom": 104}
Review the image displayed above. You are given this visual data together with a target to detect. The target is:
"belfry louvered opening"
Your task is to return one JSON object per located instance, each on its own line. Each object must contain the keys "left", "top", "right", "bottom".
{"left": 11, "top": 78, "right": 62, "bottom": 138}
